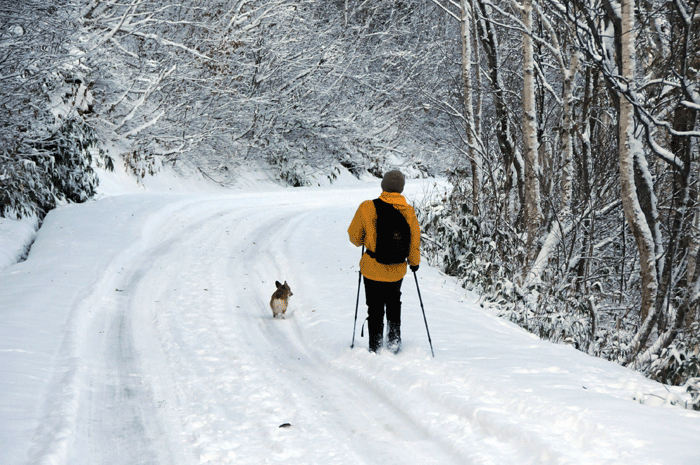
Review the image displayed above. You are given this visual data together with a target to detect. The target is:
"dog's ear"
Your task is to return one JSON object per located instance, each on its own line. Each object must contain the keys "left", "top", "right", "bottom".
{"left": 283, "top": 281, "right": 288, "bottom": 287}
{"left": 276, "top": 281, "right": 282, "bottom": 288}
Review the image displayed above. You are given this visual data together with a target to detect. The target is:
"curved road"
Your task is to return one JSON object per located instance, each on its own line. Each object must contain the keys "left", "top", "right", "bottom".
{"left": 2, "top": 184, "right": 699, "bottom": 465}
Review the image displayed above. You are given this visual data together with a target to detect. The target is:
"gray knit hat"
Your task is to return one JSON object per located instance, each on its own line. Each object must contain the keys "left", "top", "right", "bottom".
{"left": 381, "top": 170, "right": 405, "bottom": 193}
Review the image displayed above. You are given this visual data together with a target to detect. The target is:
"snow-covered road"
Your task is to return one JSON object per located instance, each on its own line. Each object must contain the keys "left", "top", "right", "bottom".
{"left": 2, "top": 179, "right": 699, "bottom": 465}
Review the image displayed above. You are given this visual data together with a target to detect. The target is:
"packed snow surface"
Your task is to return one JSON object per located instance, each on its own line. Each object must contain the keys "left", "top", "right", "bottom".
{"left": 1, "top": 169, "right": 699, "bottom": 465}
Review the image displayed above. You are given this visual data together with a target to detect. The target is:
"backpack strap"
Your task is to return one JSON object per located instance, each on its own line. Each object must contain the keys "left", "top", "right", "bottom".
{"left": 365, "top": 199, "right": 383, "bottom": 260}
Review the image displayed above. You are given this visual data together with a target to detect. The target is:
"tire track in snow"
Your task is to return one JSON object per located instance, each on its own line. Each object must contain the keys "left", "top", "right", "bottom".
{"left": 278, "top": 202, "right": 642, "bottom": 465}
{"left": 24, "top": 197, "right": 195, "bottom": 465}
{"left": 27, "top": 197, "right": 256, "bottom": 465}
{"left": 17, "top": 187, "right": 700, "bottom": 465}
{"left": 68, "top": 199, "right": 245, "bottom": 465}
{"left": 217, "top": 204, "right": 468, "bottom": 464}
{"left": 133, "top": 202, "right": 460, "bottom": 464}
{"left": 55, "top": 194, "right": 456, "bottom": 464}
{"left": 28, "top": 188, "right": 627, "bottom": 465}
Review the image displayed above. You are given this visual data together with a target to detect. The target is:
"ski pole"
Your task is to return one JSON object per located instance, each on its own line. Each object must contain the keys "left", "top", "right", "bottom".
{"left": 351, "top": 246, "right": 364, "bottom": 348}
{"left": 413, "top": 270, "right": 435, "bottom": 357}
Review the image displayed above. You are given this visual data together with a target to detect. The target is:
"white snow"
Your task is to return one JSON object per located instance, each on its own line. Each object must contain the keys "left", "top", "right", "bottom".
{"left": 0, "top": 215, "right": 37, "bottom": 272}
{"left": 1, "top": 167, "right": 700, "bottom": 465}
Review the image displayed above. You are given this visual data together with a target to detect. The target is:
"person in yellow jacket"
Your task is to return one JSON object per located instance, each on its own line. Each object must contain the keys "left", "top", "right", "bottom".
{"left": 347, "top": 170, "right": 421, "bottom": 353}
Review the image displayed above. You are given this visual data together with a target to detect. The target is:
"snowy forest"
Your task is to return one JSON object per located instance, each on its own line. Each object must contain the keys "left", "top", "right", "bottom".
{"left": 0, "top": 0, "right": 698, "bottom": 402}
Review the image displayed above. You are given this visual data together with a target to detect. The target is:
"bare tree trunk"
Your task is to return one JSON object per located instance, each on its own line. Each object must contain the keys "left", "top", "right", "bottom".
{"left": 472, "top": 3, "right": 483, "bottom": 217}
{"left": 471, "top": 2, "right": 482, "bottom": 158}
{"left": 561, "top": 51, "right": 579, "bottom": 212}
{"left": 521, "top": 0, "right": 542, "bottom": 256}
{"left": 575, "top": 67, "right": 597, "bottom": 292}
{"left": 474, "top": 0, "right": 522, "bottom": 216}
{"left": 653, "top": 0, "right": 700, "bottom": 338}
{"left": 618, "top": 0, "right": 658, "bottom": 361}
{"left": 687, "top": 194, "right": 700, "bottom": 328}
{"left": 460, "top": 0, "right": 480, "bottom": 216}
{"left": 524, "top": 8, "right": 580, "bottom": 287}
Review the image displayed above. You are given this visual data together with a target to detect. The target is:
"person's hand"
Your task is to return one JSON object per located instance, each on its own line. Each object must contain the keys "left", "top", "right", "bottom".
{"left": 410, "top": 264, "right": 419, "bottom": 273}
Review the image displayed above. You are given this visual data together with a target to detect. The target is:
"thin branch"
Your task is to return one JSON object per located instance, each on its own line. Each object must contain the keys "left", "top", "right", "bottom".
{"left": 427, "top": 0, "right": 462, "bottom": 21}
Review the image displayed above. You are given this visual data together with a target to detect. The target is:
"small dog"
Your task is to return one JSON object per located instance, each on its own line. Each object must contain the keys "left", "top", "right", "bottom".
{"left": 270, "top": 281, "right": 293, "bottom": 318}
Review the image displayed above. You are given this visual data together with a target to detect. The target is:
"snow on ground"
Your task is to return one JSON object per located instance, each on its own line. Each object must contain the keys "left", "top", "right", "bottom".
{"left": 0, "top": 215, "right": 38, "bottom": 272}
{"left": 1, "top": 167, "right": 699, "bottom": 465}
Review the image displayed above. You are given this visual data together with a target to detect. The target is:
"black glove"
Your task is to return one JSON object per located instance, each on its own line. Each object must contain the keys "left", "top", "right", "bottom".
{"left": 410, "top": 264, "right": 419, "bottom": 273}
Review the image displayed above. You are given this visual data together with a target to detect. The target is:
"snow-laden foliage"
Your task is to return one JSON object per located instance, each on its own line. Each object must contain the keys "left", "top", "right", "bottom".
{"left": 418, "top": 180, "right": 597, "bottom": 352}
{"left": 4, "top": 0, "right": 458, "bottom": 215}
{"left": 0, "top": 0, "right": 112, "bottom": 219}
{"left": 417, "top": 182, "right": 521, "bottom": 299}
{"left": 417, "top": 0, "right": 699, "bottom": 397}
{"left": 80, "top": 0, "right": 456, "bottom": 186}
{"left": 649, "top": 324, "right": 700, "bottom": 410}
{"left": 419, "top": 174, "right": 658, "bottom": 376}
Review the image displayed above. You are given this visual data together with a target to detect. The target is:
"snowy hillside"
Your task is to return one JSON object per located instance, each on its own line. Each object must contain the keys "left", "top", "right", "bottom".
{"left": 1, "top": 169, "right": 700, "bottom": 465}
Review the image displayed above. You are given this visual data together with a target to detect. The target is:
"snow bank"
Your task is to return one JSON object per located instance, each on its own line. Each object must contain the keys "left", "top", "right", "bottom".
{"left": 0, "top": 215, "right": 38, "bottom": 271}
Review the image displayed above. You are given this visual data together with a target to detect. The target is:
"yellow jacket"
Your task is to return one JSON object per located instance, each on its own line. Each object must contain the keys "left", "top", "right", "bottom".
{"left": 348, "top": 191, "right": 421, "bottom": 282}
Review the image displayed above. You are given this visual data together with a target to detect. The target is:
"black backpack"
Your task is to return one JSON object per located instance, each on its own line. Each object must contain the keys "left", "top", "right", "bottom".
{"left": 367, "top": 198, "right": 411, "bottom": 265}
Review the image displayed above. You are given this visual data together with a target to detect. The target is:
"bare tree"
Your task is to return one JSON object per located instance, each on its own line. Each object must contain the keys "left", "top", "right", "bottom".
{"left": 460, "top": 0, "right": 482, "bottom": 216}
{"left": 422, "top": 0, "right": 699, "bottom": 393}
{"left": 519, "top": 0, "right": 544, "bottom": 256}
{"left": 616, "top": 0, "right": 659, "bottom": 359}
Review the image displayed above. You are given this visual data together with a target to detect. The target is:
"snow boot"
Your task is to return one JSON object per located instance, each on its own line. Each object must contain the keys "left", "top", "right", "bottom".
{"left": 368, "top": 320, "right": 384, "bottom": 353}
{"left": 386, "top": 322, "right": 402, "bottom": 354}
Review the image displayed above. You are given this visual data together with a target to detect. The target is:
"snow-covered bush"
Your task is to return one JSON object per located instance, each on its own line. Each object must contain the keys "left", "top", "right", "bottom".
{"left": 418, "top": 189, "right": 599, "bottom": 353}
{"left": 269, "top": 152, "right": 312, "bottom": 188}
{"left": 124, "top": 140, "right": 161, "bottom": 183}
{"left": 0, "top": 0, "right": 112, "bottom": 219}
{"left": 42, "top": 117, "right": 112, "bottom": 201}
{"left": 1, "top": 112, "right": 112, "bottom": 219}
{"left": 416, "top": 173, "right": 637, "bottom": 362}
{"left": 650, "top": 324, "right": 700, "bottom": 409}
{"left": 416, "top": 180, "right": 524, "bottom": 303}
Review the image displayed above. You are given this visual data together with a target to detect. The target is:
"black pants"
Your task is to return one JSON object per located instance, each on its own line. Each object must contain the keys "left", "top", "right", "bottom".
{"left": 363, "top": 277, "right": 403, "bottom": 327}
